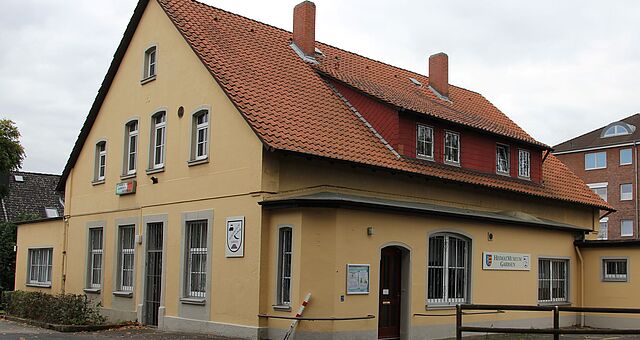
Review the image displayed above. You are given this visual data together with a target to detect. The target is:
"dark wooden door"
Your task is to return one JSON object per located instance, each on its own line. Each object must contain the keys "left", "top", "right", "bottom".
{"left": 144, "top": 222, "right": 163, "bottom": 326}
{"left": 378, "top": 247, "right": 402, "bottom": 339}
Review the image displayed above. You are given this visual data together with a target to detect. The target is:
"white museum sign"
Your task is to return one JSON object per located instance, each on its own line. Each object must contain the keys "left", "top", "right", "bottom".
{"left": 483, "top": 251, "right": 530, "bottom": 271}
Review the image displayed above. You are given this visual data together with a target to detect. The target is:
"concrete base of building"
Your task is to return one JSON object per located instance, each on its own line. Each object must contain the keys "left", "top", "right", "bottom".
{"left": 585, "top": 315, "right": 640, "bottom": 330}
{"left": 161, "top": 315, "right": 262, "bottom": 339}
{"left": 101, "top": 308, "right": 137, "bottom": 323}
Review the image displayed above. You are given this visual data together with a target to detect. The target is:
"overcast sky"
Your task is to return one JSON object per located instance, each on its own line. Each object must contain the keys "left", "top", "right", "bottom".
{"left": 1, "top": 0, "right": 639, "bottom": 174}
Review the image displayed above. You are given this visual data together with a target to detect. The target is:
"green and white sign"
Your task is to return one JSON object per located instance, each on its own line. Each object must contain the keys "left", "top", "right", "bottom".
{"left": 483, "top": 252, "right": 530, "bottom": 271}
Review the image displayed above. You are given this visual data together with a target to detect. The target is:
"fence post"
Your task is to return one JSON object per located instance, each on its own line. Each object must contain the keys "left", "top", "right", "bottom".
{"left": 456, "top": 304, "right": 462, "bottom": 340}
{"left": 553, "top": 305, "right": 560, "bottom": 340}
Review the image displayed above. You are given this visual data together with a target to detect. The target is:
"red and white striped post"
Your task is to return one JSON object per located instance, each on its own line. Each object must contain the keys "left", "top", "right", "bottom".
{"left": 283, "top": 292, "right": 312, "bottom": 340}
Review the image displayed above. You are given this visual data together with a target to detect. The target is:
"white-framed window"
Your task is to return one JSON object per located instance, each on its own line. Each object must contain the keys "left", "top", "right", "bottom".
{"left": 124, "top": 120, "right": 139, "bottom": 175}
{"left": 538, "top": 258, "right": 568, "bottom": 303}
{"left": 585, "top": 152, "right": 606, "bottom": 170}
{"left": 151, "top": 111, "right": 166, "bottom": 169}
{"left": 444, "top": 131, "right": 460, "bottom": 165}
{"left": 28, "top": 248, "right": 53, "bottom": 285}
{"left": 191, "top": 110, "right": 209, "bottom": 161}
{"left": 118, "top": 225, "right": 135, "bottom": 291}
{"left": 427, "top": 233, "right": 470, "bottom": 306}
{"left": 88, "top": 228, "right": 103, "bottom": 289}
{"left": 587, "top": 183, "right": 608, "bottom": 202}
{"left": 95, "top": 141, "right": 107, "bottom": 181}
{"left": 620, "top": 183, "right": 633, "bottom": 201}
{"left": 621, "top": 220, "right": 634, "bottom": 237}
{"left": 602, "top": 124, "right": 631, "bottom": 138}
{"left": 518, "top": 149, "right": 530, "bottom": 179}
{"left": 143, "top": 46, "right": 157, "bottom": 79}
{"left": 603, "top": 258, "right": 628, "bottom": 282}
{"left": 620, "top": 148, "right": 633, "bottom": 165}
{"left": 185, "top": 220, "right": 207, "bottom": 298}
{"left": 277, "top": 226, "right": 293, "bottom": 306}
{"left": 416, "top": 125, "right": 434, "bottom": 160}
{"left": 496, "top": 144, "right": 510, "bottom": 175}
{"left": 597, "top": 218, "right": 608, "bottom": 240}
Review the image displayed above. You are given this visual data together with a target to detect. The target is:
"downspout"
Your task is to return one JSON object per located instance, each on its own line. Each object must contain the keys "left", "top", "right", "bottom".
{"left": 575, "top": 245, "right": 585, "bottom": 327}
{"left": 61, "top": 168, "right": 73, "bottom": 295}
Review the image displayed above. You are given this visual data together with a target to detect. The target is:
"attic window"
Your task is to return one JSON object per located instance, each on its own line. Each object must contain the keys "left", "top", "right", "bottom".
{"left": 142, "top": 45, "right": 157, "bottom": 82}
{"left": 45, "top": 208, "right": 59, "bottom": 218}
{"left": 14, "top": 175, "right": 24, "bottom": 182}
{"left": 601, "top": 123, "right": 635, "bottom": 138}
{"left": 409, "top": 77, "right": 422, "bottom": 87}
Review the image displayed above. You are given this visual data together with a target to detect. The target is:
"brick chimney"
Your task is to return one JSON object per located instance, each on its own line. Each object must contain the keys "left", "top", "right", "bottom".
{"left": 293, "top": 1, "right": 316, "bottom": 57}
{"left": 429, "top": 53, "right": 449, "bottom": 98}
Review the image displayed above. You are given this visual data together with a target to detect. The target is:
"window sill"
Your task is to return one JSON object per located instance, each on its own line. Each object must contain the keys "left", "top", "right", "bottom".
{"left": 180, "top": 297, "right": 206, "bottom": 305}
{"left": 416, "top": 155, "right": 434, "bottom": 162}
{"left": 272, "top": 305, "right": 292, "bottom": 312}
{"left": 425, "top": 304, "right": 459, "bottom": 311}
{"left": 187, "top": 158, "right": 209, "bottom": 167}
{"left": 120, "top": 173, "right": 137, "bottom": 180}
{"left": 518, "top": 176, "right": 531, "bottom": 181}
{"left": 26, "top": 283, "right": 51, "bottom": 288}
{"left": 603, "top": 279, "right": 628, "bottom": 283}
{"left": 496, "top": 171, "right": 511, "bottom": 177}
{"left": 538, "top": 301, "right": 571, "bottom": 307}
{"left": 140, "top": 75, "right": 156, "bottom": 85}
{"left": 444, "top": 161, "right": 461, "bottom": 167}
{"left": 92, "top": 179, "right": 105, "bottom": 186}
{"left": 113, "top": 291, "right": 133, "bottom": 298}
{"left": 83, "top": 288, "right": 101, "bottom": 294}
{"left": 585, "top": 167, "right": 606, "bottom": 171}
{"left": 146, "top": 167, "right": 165, "bottom": 175}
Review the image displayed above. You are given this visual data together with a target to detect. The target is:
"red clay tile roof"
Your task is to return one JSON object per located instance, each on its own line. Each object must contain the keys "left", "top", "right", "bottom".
{"left": 155, "top": 0, "right": 610, "bottom": 211}
{"left": 57, "top": 0, "right": 611, "bottom": 212}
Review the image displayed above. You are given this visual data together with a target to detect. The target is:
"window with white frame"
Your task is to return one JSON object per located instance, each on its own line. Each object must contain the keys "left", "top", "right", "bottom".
{"left": 538, "top": 258, "right": 568, "bottom": 303}
{"left": 597, "top": 218, "right": 608, "bottom": 240}
{"left": 28, "top": 248, "right": 52, "bottom": 285}
{"left": 428, "top": 233, "right": 470, "bottom": 306}
{"left": 585, "top": 152, "right": 606, "bottom": 170}
{"left": 277, "top": 226, "right": 293, "bottom": 306}
{"left": 88, "top": 228, "right": 103, "bottom": 289}
{"left": 143, "top": 46, "right": 157, "bottom": 79}
{"left": 192, "top": 110, "right": 209, "bottom": 161}
{"left": 620, "top": 183, "right": 633, "bottom": 201}
{"left": 118, "top": 225, "right": 135, "bottom": 291}
{"left": 124, "top": 120, "right": 139, "bottom": 175}
{"left": 416, "top": 125, "right": 434, "bottom": 160}
{"left": 518, "top": 149, "right": 530, "bottom": 178}
{"left": 603, "top": 258, "right": 627, "bottom": 282}
{"left": 151, "top": 112, "right": 166, "bottom": 169}
{"left": 95, "top": 141, "right": 107, "bottom": 181}
{"left": 587, "top": 183, "right": 608, "bottom": 202}
{"left": 602, "top": 124, "right": 631, "bottom": 138}
{"left": 621, "top": 220, "right": 634, "bottom": 237}
{"left": 185, "top": 220, "right": 207, "bottom": 298}
{"left": 496, "top": 144, "right": 510, "bottom": 175}
{"left": 444, "top": 131, "right": 460, "bottom": 165}
{"left": 620, "top": 148, "right": 633, "bottom": 165}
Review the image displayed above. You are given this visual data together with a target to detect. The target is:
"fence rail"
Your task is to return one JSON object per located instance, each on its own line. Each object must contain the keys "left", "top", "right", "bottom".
{"left": 456, "top": 304, "right": 640, "bottom": 340}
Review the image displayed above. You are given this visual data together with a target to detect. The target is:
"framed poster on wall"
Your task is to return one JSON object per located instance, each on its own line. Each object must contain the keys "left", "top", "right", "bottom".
{"left": 346, "top": 264, "right": 370, "bottom": 295}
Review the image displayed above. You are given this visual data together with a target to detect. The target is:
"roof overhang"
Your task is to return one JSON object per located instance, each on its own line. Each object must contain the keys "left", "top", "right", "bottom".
{"left": 575, "top": 239, "right": 640, "bottom": 248}
{"left": 260, "top": 191, "right": 591, "bottom": 232}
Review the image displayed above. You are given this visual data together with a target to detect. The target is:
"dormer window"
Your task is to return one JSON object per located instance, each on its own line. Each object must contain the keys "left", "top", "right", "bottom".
{"left": 518, "top": 149, "right": 530, "bottom": 179}
{"left": 601, "top": 122, "right": 634, "bottom": 138}
{"left": 416, "top": 125, "right": 434, "bottom": 160}
{"left": 496, "top": 144, "right": 510, "bottom": 175}
{"left": 142, "top": 46, "right": 157, "bottom": 81}
{"left": 444, "top": 131, "right": 460, "bottom": 165}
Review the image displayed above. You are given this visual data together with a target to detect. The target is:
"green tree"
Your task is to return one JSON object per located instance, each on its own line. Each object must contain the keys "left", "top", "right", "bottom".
{"left": 0, "top": 119, "right": 25, "bottom": 197}
{"left": 0, "top": 222, "right": 16, "bottom": 291}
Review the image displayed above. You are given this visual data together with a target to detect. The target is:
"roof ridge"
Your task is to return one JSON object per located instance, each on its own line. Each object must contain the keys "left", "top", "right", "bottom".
{"left": 10, "top": 170, "right": 61, "bottom": 177}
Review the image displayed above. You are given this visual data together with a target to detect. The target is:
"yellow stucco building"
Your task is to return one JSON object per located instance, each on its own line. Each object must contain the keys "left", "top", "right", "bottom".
{"left": 15, "top": 1, "right": 631, "bottom": 339}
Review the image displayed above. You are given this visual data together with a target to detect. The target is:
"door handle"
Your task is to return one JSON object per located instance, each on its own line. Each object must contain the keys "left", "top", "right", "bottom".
{"left": 382, "top": 301, "right": 391, "bottom": 305}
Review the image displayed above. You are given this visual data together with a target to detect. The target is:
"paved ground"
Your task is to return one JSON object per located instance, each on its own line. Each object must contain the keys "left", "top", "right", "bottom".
{"left": 2, "top": 318, "right": 640, "bottom": 340}
{"left": 0, "top": 318, "right": 240, "bottom": 339}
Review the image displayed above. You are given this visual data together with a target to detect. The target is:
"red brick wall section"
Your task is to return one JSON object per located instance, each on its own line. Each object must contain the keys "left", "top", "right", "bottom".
{"left": 555, "top": 145, "right": 638, "bottom": 240}
{"left": 331, "top": 80, "right": 400, "bottom": 148}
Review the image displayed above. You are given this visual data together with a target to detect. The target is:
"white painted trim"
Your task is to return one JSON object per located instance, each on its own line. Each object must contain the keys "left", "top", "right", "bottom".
{"left": 553, "top": 142, "right": 635, "bottom": 155}
{"left": 587, "top": 182, "right": 608, "bottom": 189}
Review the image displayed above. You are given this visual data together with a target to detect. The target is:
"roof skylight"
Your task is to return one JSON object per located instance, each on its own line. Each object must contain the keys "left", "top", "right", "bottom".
{"left": 14, "top": 175, "right": 24, "bottom": 182}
